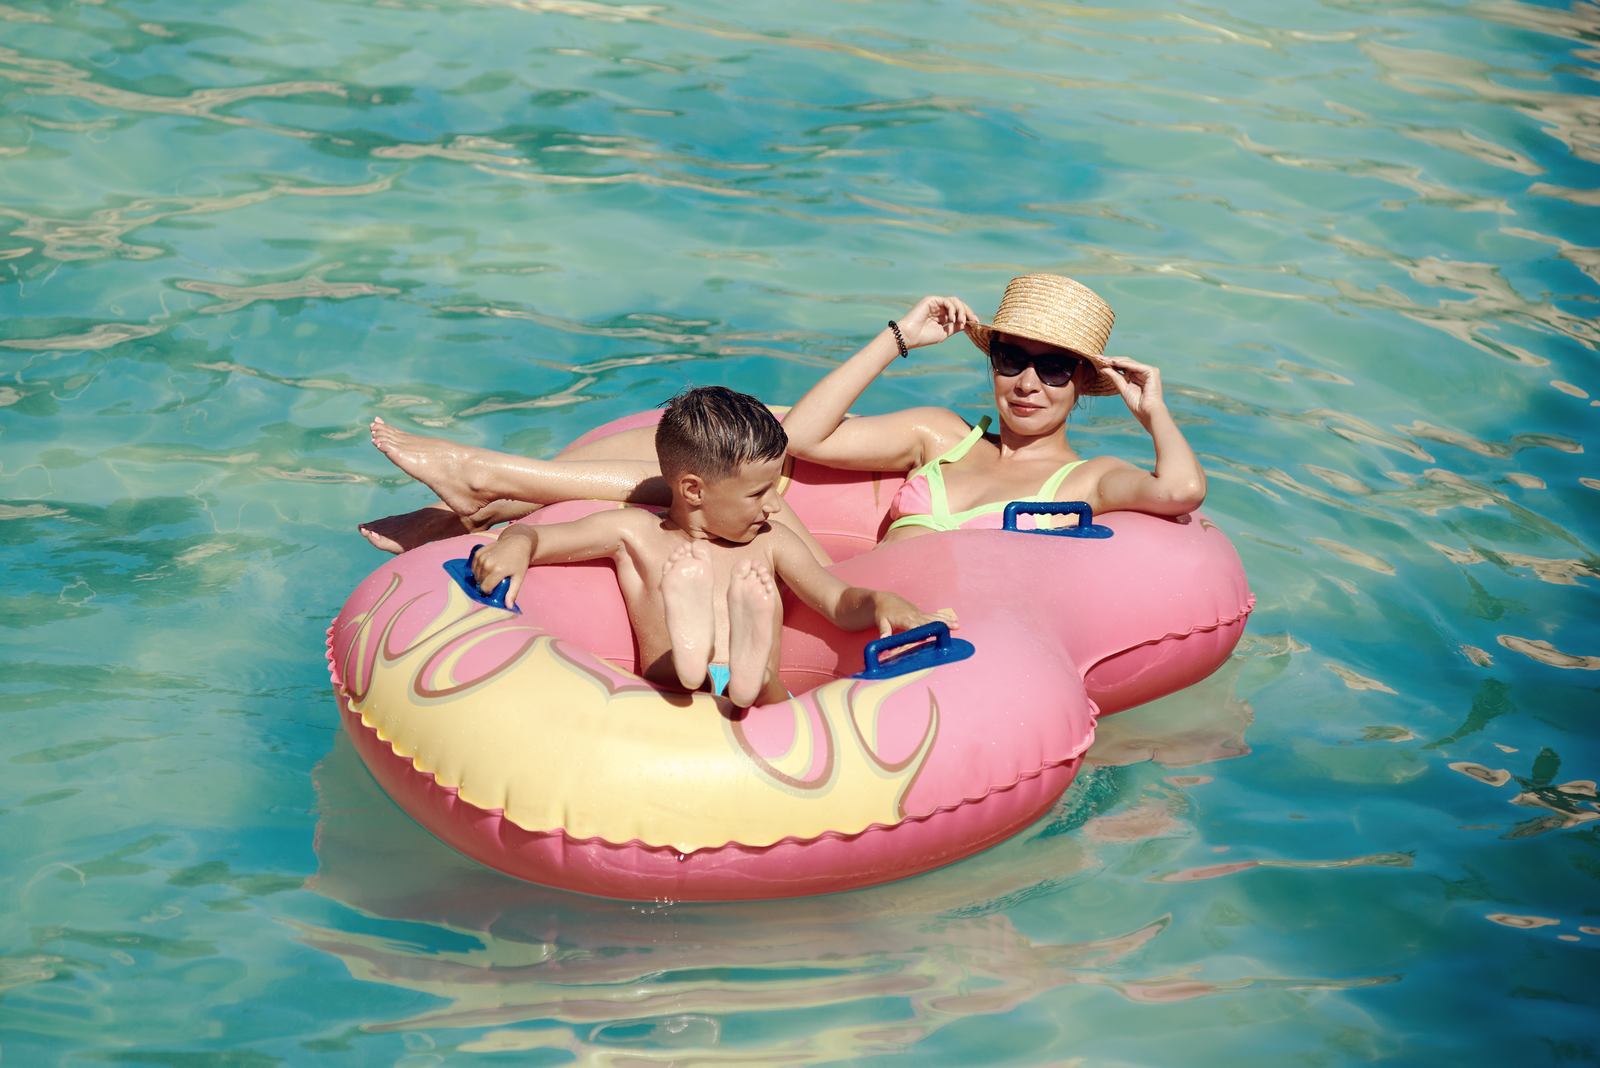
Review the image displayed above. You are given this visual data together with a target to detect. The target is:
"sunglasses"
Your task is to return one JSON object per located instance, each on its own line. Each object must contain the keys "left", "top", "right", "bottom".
{"left": 988, "top": 338, "right": 1084, "bottom": 387}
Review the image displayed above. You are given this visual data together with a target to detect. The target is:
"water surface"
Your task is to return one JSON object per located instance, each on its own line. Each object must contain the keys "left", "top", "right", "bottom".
{"left": 2, "top": 0, "right": 1598, "bottom": 1063}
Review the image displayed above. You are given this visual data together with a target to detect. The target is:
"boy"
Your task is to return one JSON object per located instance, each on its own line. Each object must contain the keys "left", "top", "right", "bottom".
{"left": 468, "top": 387, "right": 952, "bottom": 708}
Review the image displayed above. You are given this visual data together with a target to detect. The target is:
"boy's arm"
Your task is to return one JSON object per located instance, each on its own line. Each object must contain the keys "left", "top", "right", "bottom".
{"left": 471, "top": 508, "right": 636, "bottom": 610}
{"left": 768, "top": 524, "right": 956, "bottom": 638}
{"left": 834, "top": 587, "right": 958, "bottom": 638}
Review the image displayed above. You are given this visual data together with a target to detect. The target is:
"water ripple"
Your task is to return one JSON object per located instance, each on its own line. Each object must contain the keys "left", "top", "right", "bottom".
{"left": 4, "top": 0, "right": 1599, "bottom": 1059}
{"left": 0, "top": 45, "right": 347, "bottom": 141}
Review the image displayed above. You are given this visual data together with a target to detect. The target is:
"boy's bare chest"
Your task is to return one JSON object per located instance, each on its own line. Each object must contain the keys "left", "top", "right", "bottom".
{"left": 620, "top": 533, "right": 772, "bottom": 605}
{"left": 615, "top": 532, "right": 775, "bottom": 663}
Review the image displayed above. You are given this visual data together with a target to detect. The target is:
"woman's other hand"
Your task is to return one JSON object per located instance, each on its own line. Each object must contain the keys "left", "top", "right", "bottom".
{"left": 1092, "top": 356, "right": 1206, "bottom": 516}
{"left": 1104, "top": 356, "right": 1167, "bottom": 425}
{"left": 898, "top": 295, "right": 979, "bottom": 349}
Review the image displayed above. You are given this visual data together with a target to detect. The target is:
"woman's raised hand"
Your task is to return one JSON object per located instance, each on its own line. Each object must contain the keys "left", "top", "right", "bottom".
{"left": 1094, "top": 355, "right": 1207, "bottom": 515}
{"left": 897, "top": 295, "right": 979, "bottom": 349}
{"left": 1104, "top": 356, "right": 1167, "bottom": 424}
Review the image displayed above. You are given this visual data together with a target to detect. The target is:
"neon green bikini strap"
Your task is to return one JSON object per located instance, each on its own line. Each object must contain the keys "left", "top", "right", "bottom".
{"left": 1038, "top": 457, "right": 1088, "bottom": 500}
{"left": 939, "top": 417, "right": 992, "bottom": 465}
{"left": 904, "top": 417, "right": 989, "bottom": 481}
{"left": 922, "top": 417, "right": 991, "bottom": 519}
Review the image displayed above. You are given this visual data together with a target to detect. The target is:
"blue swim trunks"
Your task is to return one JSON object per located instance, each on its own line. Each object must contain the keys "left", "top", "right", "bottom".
{"left": 704, "top": 665, "right": 793, "bottom": 702}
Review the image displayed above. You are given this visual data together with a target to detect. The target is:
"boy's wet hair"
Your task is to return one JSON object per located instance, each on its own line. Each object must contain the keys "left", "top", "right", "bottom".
{"left": 656, "top": 386, "right": 788, "bottom": 484}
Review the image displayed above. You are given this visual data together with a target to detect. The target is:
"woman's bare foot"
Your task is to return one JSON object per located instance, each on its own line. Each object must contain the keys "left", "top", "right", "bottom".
{"left": 660, "top": 541, "right": 715, "bottom": 691}
{"left": 359, "top": 502, "right": 483, "bottom": 554}
{"left": 725, "top": 560, "right": 777, "bottom": 708}
{"left": 358, "top": 498, "right": 540, "bottom": 555}
{"left": 370, "top": 417, "right": 503, "bottom": 516}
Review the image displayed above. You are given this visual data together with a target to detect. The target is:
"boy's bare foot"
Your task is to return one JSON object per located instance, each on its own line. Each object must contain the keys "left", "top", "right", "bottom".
{"left": 370, "top": 417, "right": 500, "bottom": 516}
{"left": 725, "top": 560, "right": 777, "bottom": 708}
{"left": 660, "top": 541, "right": 715, "bottom": 691}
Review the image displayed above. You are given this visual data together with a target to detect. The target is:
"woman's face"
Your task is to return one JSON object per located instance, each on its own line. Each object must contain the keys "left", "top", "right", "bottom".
{"left": 989, "top": 333, "right": 1083, "bottom": 435}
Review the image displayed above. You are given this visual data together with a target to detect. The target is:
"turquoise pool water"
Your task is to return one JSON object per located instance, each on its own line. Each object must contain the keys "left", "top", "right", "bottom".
{"left": 3, "top": 0, "right": 1598, "bottom": 1062}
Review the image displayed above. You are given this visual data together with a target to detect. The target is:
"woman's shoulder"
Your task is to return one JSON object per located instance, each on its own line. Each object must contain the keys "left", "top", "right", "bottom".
{"left": 1074, "top": 453, "right": 1137, "bottom": 471}
{"left": 839, "top": 406, "right": 973, "bottom": 468}
{"left": 894, "top": 406, "right": 979, "bottom": 448}
{"left": 1051, "top": 454, "right": 1133, "bottom": 493}
{"left": 866, "top": 404, "right": 968, "bottom": 427}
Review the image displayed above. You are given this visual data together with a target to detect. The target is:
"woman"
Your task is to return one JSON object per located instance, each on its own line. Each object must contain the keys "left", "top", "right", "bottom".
{"left": 361, "top": 274, "right": 1205, "bottom": 556}
{"left": 782, "top": 273, "right": 1206, "bottom": 538}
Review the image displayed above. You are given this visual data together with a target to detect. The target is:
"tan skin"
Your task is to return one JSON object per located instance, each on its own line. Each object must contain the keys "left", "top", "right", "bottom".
{"left": 363, "top": 420, "right": 834, "bottom": 564}
{"left": 362, "top": 294, "right": 1205, "bottom": 556}
{"left": 780, "top": 295, "right": 1207, "bottom": 532}
{"left": 467, "top": 456, "right": 954, "bottom": 708}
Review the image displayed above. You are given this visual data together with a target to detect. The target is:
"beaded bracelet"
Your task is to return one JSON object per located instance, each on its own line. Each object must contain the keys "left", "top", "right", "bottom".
{"left": 887, "top": 320, "right": 908, "bottom": 358}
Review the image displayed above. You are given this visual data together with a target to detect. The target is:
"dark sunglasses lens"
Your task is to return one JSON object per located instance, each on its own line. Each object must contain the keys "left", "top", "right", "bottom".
{"left": 1035, "top": 356, "right": 1080, "bottom": 386}
{"left": 991, "top": 339, "right": 1080, "bottom": 386}
{"left": 989, "top": 341, "right": 1029, "bottom": 377}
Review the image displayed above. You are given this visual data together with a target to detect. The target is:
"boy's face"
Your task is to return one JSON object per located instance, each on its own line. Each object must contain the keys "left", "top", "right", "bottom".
{"left": 692, "top": 456, "right": 784, "bottom": 543}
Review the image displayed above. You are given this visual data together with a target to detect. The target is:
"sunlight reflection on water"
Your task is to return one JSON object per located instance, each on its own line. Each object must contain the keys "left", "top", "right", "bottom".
{"left": 1, "top": 0, "right": 1597, "bottom": 1062}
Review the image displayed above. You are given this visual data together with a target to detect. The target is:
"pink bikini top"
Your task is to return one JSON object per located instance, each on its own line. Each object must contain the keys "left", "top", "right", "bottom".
{"left": 887, "top": 418, "right": 1088, "bottom": 533}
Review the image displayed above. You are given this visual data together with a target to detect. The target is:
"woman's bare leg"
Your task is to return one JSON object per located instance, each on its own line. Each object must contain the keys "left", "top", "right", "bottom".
{"left": 359, "top": 424, "right": 669, "bottom": 555}
{"left": 363, "top": 418, "right": 833, "bottom": 563}
{"left": 358, "top": 499, "right": 537, "bottom": 555}
{"left": 371, "top": 417, "right": 667, "bottom": 515}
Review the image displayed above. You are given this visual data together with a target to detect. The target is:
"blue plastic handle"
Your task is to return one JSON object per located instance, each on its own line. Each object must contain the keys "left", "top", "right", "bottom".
{"left": 441, "top": 545, "right": 521, "bottom": 614}
{"left": 1002, "top": 501, "right": 1113, "bottom": 539}
{"left": 854, "top": 621, "right": 975, "bottom": 680}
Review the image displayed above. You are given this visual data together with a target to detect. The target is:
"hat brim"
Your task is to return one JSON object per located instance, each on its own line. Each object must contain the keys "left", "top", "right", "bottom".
{"left": 965, "top": 323, "right": 1120, "bottom": 397}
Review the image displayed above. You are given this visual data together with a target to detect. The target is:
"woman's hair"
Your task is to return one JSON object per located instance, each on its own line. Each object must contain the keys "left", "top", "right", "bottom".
{"left": 656, "top": 386, "right": 788, "bottom": 483}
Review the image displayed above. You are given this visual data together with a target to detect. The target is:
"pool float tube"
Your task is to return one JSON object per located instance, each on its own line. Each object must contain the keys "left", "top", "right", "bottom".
{"left": 327, "top": 410, "right": 1253, "bottom": 901}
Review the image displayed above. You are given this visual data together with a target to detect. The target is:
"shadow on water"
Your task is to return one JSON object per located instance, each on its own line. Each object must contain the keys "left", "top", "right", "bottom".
{"left": 298, "top": 657, "right": 1395, "bottom": 1061}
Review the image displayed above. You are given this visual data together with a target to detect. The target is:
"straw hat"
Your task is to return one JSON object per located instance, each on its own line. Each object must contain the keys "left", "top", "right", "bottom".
{"left": 965, "top": 274, "right": 1119, "bottom": 396}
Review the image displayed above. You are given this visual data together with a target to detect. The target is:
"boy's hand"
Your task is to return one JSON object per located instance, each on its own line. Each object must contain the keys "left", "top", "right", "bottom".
{"left": 871, "top": 592, "right": 959, "bottom": 639}
{"left": 471, "top": 525, "right": 536, "bottom": 610}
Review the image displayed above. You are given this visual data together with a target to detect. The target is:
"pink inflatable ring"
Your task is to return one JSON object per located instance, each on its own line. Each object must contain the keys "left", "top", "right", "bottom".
{"left": 327, "top": 410, "right": 1254, "bottom": 901}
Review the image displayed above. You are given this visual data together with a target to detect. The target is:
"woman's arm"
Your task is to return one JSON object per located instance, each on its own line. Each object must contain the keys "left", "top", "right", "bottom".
{"left": 367, "top": 420, "right": 834, "bottom": 563}
{"left": 1089, "top": 357, "right": 1207, "bottom": 516}
{"left": 782, "top": 296, "right": 979, "bottom": 472}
